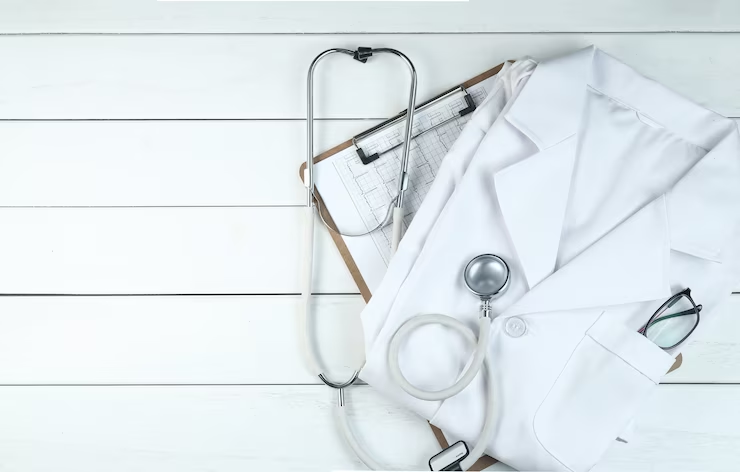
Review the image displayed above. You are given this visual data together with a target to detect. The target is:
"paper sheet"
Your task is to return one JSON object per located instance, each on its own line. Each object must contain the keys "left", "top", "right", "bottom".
{"left": 314, "top": 76, "right": 498, "bottom": 294}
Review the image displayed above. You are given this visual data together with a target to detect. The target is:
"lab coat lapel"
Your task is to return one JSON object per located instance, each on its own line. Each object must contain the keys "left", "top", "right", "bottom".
{"left": 492, "top": 47, "right": 595, "bottom": 289}
{"left": 495, "top": 45, "right": 740, "bottom": 317}
{"left": 494, "top": 137, "right": 576, "bottom": 289}
{"left": 504, "top": 196, "right": 672, "bottom": 317}
{"left": 503, "top": 122, "right": 740, "bottom": 318}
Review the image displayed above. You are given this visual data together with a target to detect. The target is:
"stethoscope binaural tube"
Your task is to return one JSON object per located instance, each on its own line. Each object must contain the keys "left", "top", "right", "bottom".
{"left": 302, "top": 47, "right": 417, "bottom": 388}
{"left": 301, "top": 46, "right": 417, "bottom": 470}
{"left": 302, "top": 47, "right": 500, "bottom": 471}
{"left": 305, "top": 47, "right": 418, "bottom": 253}
{"left": 301, "top": 46, "right": 418, "bottom": 471}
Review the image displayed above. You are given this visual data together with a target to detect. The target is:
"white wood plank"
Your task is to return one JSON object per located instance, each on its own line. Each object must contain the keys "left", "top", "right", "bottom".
{"left": 0, "top": 207, "right": 356, "bottom": 294}
{"left": 0, "top": 384, "right": 736, "bottom": 471}
{"left": 0, "top": 0, "right": 739, "bottom": 33}
{"left": 0, "top": 295, "right": 366, "bottom": 385}
{"left": 0, "top": 120, "right": 376, "bottom": 207}
{"left": 0, "top": 294, "right": 736, "bottom": 385}
{"left": 2, "top": 34, "right": 740, "bottom": 119}
{"left": 665, "top": 296, "right": 740, "bottom": 384}
{"left": 1, "top": 119, "right": 737, "bottom": 208}
{"left": 0, "top": 385, "right": 439, "bottom": 472}
{"left": 4, "top": 197, "right": 727, "bottom": 296}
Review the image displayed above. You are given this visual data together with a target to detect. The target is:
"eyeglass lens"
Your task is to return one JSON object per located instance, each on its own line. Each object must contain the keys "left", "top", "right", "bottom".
{"left": 644, "top": 294, "right": 699, "bottom": 349}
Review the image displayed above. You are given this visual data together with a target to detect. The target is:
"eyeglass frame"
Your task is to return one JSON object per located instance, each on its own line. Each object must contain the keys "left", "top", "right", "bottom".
{"left": 639, "top": 288, "right": 703, "bottom": 350}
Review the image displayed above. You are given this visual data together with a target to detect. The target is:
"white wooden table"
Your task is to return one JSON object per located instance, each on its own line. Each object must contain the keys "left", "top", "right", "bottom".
{"left": 0, "top": 1, "right": 739, "bottom": 470}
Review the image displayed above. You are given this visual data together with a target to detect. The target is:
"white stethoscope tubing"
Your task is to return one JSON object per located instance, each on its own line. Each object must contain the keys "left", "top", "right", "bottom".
{"left": 337, "top": 358, "right": 495, "bottom": 472}
{"left": 302, "top": 47, "right": 494, "bottom": 471}
{"left": 303, "top": 46, "right": 417, "bottom": 387}
{"left": 388, "top": 316, "right": 491, "bottom": 401}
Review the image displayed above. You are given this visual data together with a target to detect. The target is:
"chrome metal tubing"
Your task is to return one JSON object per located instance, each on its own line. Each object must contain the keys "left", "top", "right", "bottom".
{"left": 305, "top": 47, "right": 418, "bottom": 209}
{"left": 306, "top": 48, "right": 355, "bottom": 208}
{"left": 319, "top": 371, "right": 360, "bottom": 390}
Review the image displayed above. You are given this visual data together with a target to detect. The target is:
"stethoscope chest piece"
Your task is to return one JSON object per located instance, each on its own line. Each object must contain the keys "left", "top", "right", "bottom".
{"left": 464, "top": 254, "right": 510, "bottom": 300}
{"left": 464, "top": 254, "right": 510, "bottom": 318}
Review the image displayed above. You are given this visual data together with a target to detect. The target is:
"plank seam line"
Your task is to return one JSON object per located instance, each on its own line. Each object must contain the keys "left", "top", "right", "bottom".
{"left": 0, "top": 117, "right": 737, "bottom": 121}
{"left": 0, "top": 383, "right": 368, "bottom": 387}
{"left": 0, "top": 205, "right": 309, "bottom": 209}
{"left": 660, "top": 383, "right": 740, "bottom": 386}
{"left": 0, "top": 383, "right": 732, "bottom": 387}
{"left": 0, "top": 118, "right": 385, "bottom": 122}
{"left": 2, "top": 206, "right": 740, "bottom": 213}
{"left": 0, "top": 293, "right": 735, "bottom": 297}
{"left": 0, "top": 32, "right": 738, "bottom": 36}
{"left": 0, "top": 292, "right": 363, "bottom": 297}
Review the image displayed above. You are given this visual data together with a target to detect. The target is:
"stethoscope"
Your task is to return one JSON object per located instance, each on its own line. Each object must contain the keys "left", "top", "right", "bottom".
{"left": 302, "top": 47, "right": 509, "bottom": 471}
{"left": 305, "top": 47, "right": 417, "bottom": 252}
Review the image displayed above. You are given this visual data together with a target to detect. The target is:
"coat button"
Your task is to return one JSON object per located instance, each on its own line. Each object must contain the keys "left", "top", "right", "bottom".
{"left": 505, "top": 317, "right": 527, "bottom": 338}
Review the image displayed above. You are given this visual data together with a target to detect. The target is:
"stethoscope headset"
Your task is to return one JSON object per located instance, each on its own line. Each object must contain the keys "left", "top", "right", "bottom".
{"left": 302, "top": 47, "right": 507, "bottom": 471}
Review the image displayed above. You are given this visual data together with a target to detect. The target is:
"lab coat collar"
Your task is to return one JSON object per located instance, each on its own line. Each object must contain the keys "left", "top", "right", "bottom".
{"left": 505, "top": 46, "right": 733, "bottom": 152}
{"left": 497, "top": 47, "right": 740, "bottom": 317}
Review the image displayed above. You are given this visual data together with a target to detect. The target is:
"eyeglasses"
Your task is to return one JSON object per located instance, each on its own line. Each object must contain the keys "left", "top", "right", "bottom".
{"left": 639, "top": 288, "right": 702, "bottom": 350}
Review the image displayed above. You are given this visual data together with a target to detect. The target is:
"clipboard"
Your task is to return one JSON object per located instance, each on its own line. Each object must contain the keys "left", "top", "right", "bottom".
{"left": 299, "top": 61, "right": 506, "bottom": 471}
{"left": 300, "top": 61, "right": 507, "bottom": 305}
{"left": 299, "top": 61, "right": 683, "bottom": 471}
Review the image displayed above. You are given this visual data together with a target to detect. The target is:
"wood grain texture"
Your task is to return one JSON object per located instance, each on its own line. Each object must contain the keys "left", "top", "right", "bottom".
{"left": 0, "top": 120, "right": 377, "bottom": 207}
{"left": 666, "top": 296, "right": 740, "bottom": 383}
{"left": 0, "top": 385, "right": 736, "bottom": 472}
{"left": 0, "top": 294, "right": 735, "bottom": 385}
{"left": 2, "top": 206, "right": 735, "bottom": 295}
{"left": 1, "top": 35, "right": 740, "bottom": 119}
{"left": 0, "top": 0, "right": 738, "bottom": 33}
{"left": 0, "top": 295, "right": 366, "bottom": 385}
{"left": 0, "top": 13, "right": 738, "bottom": 471}
{"left": 0, "top": 207, "right": 357, "bottom": 294}
{"left": 2, "top": 119, "right": 737, "bottom": 208}
{"left": 0, "top": 385, "right": 439, "bottom": 472}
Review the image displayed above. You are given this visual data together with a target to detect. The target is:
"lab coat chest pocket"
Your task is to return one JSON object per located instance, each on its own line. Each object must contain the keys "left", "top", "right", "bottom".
{"left": 533, "top": 312, "right": 676, "bottom": 472}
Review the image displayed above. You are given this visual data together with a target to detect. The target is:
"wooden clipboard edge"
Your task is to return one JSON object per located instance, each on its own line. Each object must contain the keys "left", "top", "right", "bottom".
{"left": 299, "top": 161, "right": 374, "bottom": 302}
{"left": 299, "top": 136, "right": 373, "bottom": 301}
{"left": 298, "top": 60, "right": 682, "bottom": 470}
{"left": 669, "top": 353, "right": 683, "bottom": 373}
{"left": 298, "top": 61, "right": 509, "bottom": 303}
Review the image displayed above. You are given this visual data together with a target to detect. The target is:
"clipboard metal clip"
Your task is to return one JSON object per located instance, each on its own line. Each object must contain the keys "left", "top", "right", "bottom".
{"left": 352, "top": 85, "right": 477, "bottom": 165}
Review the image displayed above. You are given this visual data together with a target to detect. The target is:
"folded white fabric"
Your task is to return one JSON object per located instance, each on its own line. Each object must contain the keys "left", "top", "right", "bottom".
{"left": 360, "top": 47, "right": 740, "bottom": 471}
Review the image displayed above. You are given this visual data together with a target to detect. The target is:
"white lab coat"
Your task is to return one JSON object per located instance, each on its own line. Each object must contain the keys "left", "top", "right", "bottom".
{"left": 359, "top": 47, "right": 740, "bottom": 472}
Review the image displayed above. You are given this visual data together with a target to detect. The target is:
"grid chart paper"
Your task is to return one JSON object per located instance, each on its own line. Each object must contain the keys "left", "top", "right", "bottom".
{"left": 331, "top": 82, "right": 490, "bottom": 263}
